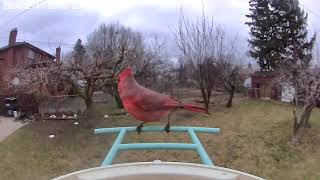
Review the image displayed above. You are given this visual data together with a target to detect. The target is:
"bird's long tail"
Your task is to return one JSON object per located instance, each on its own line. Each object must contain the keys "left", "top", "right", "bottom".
{"left": 181, "top": 103, "right": 209, "bottom": 114}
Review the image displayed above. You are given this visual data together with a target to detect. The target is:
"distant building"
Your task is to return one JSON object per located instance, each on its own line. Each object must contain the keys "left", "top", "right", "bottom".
{"left": 240, "top": 63, "right": 256, "bottom": 89}
{"left": 250, "top": 71, "right": 281, "bottom": 100}
{"left": 240, "top": 63, "right": 255, "bottom": 80}
{"left": 0, "top": 28, "right": 61, "bottom": 91}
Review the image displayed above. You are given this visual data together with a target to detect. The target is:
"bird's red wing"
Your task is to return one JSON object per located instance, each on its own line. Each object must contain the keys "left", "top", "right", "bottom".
{"left": 132, "top": 87, "right": 180, "bottom": 112}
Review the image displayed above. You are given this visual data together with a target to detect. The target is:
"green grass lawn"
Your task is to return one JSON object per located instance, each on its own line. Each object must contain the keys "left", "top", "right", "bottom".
{"left": 0, "top": 97, "right": 320, "bottom": 180}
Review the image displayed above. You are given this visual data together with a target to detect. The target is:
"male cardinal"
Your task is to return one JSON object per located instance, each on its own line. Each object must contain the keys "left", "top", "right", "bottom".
{"left": 118, "top": 67, "right": 208, "bottom": 134}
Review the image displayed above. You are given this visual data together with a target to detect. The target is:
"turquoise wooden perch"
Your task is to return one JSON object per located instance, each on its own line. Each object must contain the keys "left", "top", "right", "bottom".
{"left": 94, "top": 126, "right": 220, "bottom": 166}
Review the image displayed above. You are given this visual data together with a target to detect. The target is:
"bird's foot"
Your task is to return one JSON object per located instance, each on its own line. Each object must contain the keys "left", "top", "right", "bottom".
{"left": 164, "top": 123, "right": 170, "bottom": 133}
{"left": 136, "top": 123, "right": 144, "bottom": 135}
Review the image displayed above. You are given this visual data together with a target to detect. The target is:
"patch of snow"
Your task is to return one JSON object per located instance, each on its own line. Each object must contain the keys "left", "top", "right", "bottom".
{"left": 281, "top": 84, "right": 295, "bottom": 102}
{"left": 48, "top": 134, "right": 55, "bottom": 139}
{"left": 244, "top": 78, "right": 252, "bottom": 88}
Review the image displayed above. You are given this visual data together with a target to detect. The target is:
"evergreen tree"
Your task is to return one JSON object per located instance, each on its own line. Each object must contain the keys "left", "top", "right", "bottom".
{"left": 271, "top": 0, "right": 315, "bottom": 67}
{"left": 246, "top": 0, "right": 276, "bottom": 71}
{"left": 246, "top": 0, "right": 315, "bottom": 70}
{"left": 73, "top": 39, "right": 86, "bottom": 64}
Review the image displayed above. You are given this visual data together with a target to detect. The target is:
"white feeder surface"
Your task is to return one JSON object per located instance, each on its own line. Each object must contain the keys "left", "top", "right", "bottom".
{"left": 53, "top": 162, "right": 265, "bottom": 180}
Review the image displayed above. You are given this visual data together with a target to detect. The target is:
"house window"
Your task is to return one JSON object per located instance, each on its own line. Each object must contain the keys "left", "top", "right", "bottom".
{"left": 28, "top": 49, "right": 35, "bottom": 61}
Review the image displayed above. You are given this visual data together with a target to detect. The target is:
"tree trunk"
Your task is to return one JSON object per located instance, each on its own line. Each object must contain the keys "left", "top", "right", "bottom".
{"left": 301, "top": 105, "right": 313, "bottom": 128}
{"left": 83, "top": 82, "right": 94, "bottom": 129}
{"left": 292, "top": 104, "right": 314, "bottom": 142}
{"left": 226, "top": 89, "right": 235, "bottom": 108}
{"left": 199, "top": 81, "right": 210, "bottom": 110}
{"left": 292, "top": 110, "right": 299, "bottom": 138}
{"left": 114, "top": 83, "right": 124, "bottom": 108}
{"left": 80, "top": 99, "right": 93, "bottom": 129}
{"left": 83, "top": 78, "right": 95, "bottom": 109}
{"left": 85, "top": 98, "right": 92, "bottom": 107}
{"left": 204, "top": 98, "right": 209, "bottom": 109}
{"left": 199, "top": 90, "right": 210, "bottom": 109}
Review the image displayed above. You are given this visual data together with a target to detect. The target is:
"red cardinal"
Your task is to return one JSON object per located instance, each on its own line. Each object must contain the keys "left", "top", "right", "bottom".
{"left": 118, "top": 67, "right": 208, "bottom": 134}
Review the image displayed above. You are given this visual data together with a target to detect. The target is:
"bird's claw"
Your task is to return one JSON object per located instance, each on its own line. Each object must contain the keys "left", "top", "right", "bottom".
{"left": 136, "top": 123, "right": 144, "bottom": 135}
{"left": 164, "top": 123, "right": 170, "bottom": 134}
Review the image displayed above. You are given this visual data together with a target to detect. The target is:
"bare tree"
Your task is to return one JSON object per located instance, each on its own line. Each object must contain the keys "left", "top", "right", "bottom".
{"left": 221, "top": 62, "right": 242, "bottom": 107}
{"left": 276, "top": 42, "right": 319, "bottom": 142}
{"left": 9, "top": 62, "right": 59, "bottom": 96}
{"left": 58, "top": 59, "right": 114, "bottom": 107}
{"left": 136, "top": 34, "right": 167, "bottom": 77}
{"left": 11, "top": 23, "right": 167, "bottom": 115}
{"left": 88, "top": 24, "right": 165, "bottom": 108}
{"left": 10, "top": 59, "right": 115, "bottom": 114}
{"left": 87, "top": 23, "right": 145, "bottom": 76}
{"left": 87, "top": 23, "right": 166, "bottom": 82}
{"left": 278, "top": 65, "right": 320, "bottom": 141}
{"left": 173, "top": 9, "right": 235, "bottom": 109}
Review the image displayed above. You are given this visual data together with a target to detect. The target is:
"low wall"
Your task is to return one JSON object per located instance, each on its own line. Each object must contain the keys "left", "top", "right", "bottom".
{"left": 38, "top": 96, "right": 86, "bottom": 114}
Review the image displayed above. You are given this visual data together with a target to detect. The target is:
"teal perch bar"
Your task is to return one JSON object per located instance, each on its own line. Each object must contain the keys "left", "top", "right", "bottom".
{"left": 95, "top": 126, "right": 220, "bottom": 134}
{"left": 94, "top": 126, "right": 220, "bottom": 167}
{"left": 119, "top": 143, "right": 198, "bottom": 150}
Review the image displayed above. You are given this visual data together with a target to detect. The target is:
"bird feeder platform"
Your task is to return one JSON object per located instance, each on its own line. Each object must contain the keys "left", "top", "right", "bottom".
{"left": 54, "top": 126, "right": 265, "bottom": 180}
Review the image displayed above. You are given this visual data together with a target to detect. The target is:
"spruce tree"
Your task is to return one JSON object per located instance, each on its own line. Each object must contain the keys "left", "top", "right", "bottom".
{"left": 73, "top": 39, "right": 86, "bottom": 64}
{"left": 246, "top": 0, "right": 315, "bottom": 70}
{"left": 271, "top": 0, "right": 315, "bottom": 67}
{"left": 246, "top": 0, "right": 276, "bottom": 71}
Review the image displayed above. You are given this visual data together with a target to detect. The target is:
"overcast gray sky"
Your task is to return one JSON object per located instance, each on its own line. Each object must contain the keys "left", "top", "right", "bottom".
{"left": 0, "top": 0, "right": 319, "bottom": 64}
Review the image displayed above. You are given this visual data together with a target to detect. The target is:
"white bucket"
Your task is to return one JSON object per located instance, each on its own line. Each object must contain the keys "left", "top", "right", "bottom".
{"left": 53, "top": 162, "right": 265, "bottom": 180}
{"left": 13, "top": 111, "right": 18, "bottom": 118}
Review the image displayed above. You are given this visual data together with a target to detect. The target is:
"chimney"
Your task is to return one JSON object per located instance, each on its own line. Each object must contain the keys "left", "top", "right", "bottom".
{"left": 55, "top": 46, "right": 61, "bottom": 63}
{"left": 8, "top": 28, "right": 17, "bottom": 46}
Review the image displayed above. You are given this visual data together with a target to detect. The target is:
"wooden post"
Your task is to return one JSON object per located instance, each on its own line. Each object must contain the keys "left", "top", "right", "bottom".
{"left": 255, "top": 88, "right": 257, "bottom": 98}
